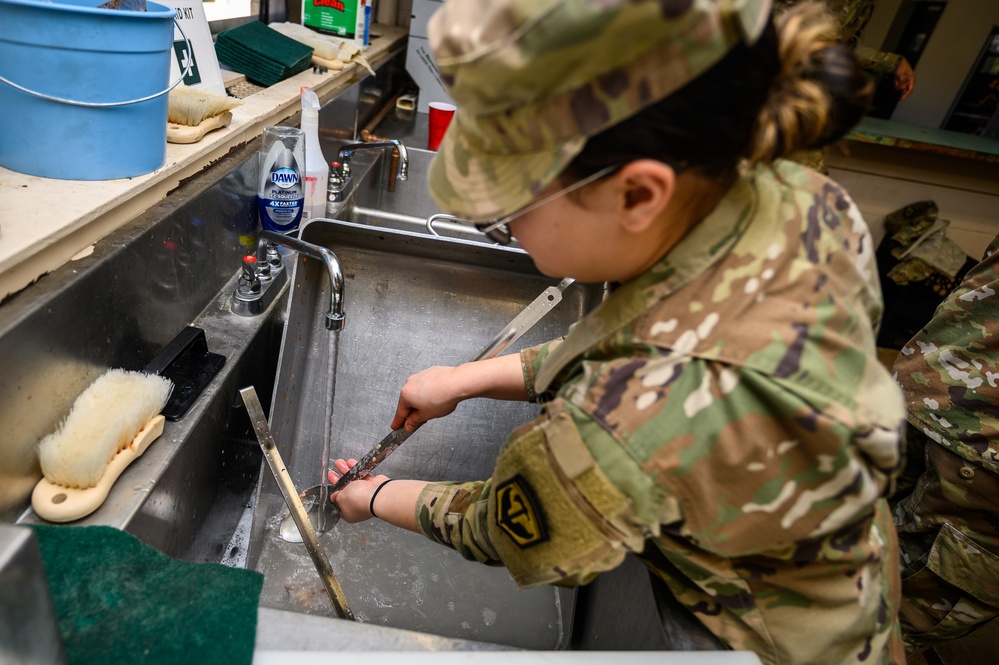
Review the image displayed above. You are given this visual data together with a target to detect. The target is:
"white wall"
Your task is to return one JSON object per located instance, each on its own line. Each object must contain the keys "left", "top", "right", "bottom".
{"left": 854, "top": 0, "right": 999, "bottom": 129}
{"left": 862, "top": 0, "right": 906, "bottom": 48}
{"left": 876, "top": 0, "right": 999, "bottom": 129}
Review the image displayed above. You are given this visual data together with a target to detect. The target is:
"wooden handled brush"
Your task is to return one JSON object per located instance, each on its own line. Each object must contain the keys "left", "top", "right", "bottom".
{"left": 167, "top": 85, "right": 243, "bottom": 144}
{"left": 32, "top": 370, "right": 172, "bottom": 523}
{"left": 311, "top": 54, "right": 345, "bottom": 71}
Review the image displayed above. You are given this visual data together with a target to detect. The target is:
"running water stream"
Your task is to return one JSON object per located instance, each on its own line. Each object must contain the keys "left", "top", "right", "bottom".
{"left": 276, "top": 329, "right": 341, "bottom": 543}
{"left": 317, "top": 329, "right": 340, "bottom": 535}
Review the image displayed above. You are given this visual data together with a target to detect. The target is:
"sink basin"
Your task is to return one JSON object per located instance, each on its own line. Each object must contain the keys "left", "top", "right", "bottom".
{"left": 244, "top": 218, "right": 603, "bottom": 648}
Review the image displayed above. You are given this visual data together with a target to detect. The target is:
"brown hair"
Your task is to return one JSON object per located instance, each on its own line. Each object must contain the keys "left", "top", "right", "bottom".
{"left": 562, "top": 2, "right": 872, "bottom": 179}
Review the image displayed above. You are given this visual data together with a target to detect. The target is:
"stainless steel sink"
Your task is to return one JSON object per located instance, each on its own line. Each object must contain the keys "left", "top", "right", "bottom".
{"left": 245, "top": 218, "right": 603, "bottom": 648}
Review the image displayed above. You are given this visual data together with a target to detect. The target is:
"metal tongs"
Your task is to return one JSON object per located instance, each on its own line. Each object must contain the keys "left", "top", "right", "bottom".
{"left": 240, "top": 386, "right": 355, "bottom": 620}
{"left": 299, "top": 277, "right": 576, "bottom": 532}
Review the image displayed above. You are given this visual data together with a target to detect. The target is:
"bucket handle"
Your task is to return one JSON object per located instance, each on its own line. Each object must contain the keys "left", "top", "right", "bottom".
{"left": 0, "top": 18, "right": 193, "bottom": 108}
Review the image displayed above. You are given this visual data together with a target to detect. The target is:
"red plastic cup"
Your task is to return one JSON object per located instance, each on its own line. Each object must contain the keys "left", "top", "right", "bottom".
{"left": 427, "top": 102, "right": 457, "bottom": 151}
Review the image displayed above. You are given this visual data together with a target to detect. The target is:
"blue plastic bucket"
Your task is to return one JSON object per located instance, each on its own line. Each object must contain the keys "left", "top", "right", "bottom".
{"left": 0, "top": 0, "right": 177, "bottom": 180}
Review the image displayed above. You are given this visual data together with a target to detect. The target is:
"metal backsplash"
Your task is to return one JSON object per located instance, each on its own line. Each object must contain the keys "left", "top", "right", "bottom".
{"left": 0, "top": 143, "right": 262, "bottom": 522}
{"left": 0, "top": 54, "right": 406, "bottom": 524}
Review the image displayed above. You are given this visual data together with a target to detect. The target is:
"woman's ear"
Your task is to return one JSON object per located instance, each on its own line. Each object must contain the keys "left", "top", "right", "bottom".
{"left": 615, "top": 160, "right": 676, "bottom": 234}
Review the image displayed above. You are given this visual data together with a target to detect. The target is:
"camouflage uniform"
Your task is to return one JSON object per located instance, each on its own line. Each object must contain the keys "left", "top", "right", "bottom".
{"left": 415, "top": 160, "right": 907, "bottom": 664}
{"left": 891, "top": 232, "right": 999, "bottom": 650}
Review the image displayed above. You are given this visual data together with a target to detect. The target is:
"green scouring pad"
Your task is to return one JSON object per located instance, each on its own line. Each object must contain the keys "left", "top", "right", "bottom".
{"left": 215, "top": 21, "right": 314, "bottom": 88}
{"left": 31, "top": 525, "right": 263, "bottom": 665}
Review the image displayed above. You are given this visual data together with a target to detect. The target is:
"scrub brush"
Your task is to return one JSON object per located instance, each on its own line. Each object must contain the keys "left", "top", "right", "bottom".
{"left": 167, "top": 85, "right": 243, "bottom": 144}
{"left": 31, "top": 369, "right": 173, "bottom": 522}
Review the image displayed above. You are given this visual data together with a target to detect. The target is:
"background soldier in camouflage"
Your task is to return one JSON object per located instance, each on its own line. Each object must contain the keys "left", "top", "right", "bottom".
{"left": 891, "top": 231, "right": 999, "bottom": 652}
{"left": 775, "top": 0, "right": 915, "bottom": 90}
{"left": 329, "top": 2, "right": 906, "bottom": 662}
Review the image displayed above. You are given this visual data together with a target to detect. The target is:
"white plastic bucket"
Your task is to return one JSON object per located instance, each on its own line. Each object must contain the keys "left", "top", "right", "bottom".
{"left": 0, "top": 0, "right": 180, "bottom": 180}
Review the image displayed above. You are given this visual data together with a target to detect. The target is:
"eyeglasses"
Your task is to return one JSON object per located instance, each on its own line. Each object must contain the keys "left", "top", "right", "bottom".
{"left": 473, "top": 165, "right": 619, "bottom": 245}
{"left": 424, "top": 165, "right": 620, "bottom": 246}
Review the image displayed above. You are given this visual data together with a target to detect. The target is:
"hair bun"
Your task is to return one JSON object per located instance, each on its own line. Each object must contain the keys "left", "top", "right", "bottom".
{"left": 748, "top": 2, "right": 873, "bottom": 166}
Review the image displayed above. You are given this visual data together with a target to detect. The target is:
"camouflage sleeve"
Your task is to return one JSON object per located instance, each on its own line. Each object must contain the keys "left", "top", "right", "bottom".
{"left": 415, "top": 480, "right": 504, "bottom": 565}
{"left": 853, "top": 44, "right": 901, "bottom": 75}
{"left": 838, "top": 0, "right": 901, "bottom": 75}
{"left": 520, "top": 338, "right": 564, "bottom": 403}
{"left": 772, "top": 0, "right": 900, "bottom": 75}
{"left": 414, "top": 399, "right": 662, "bottom": 587}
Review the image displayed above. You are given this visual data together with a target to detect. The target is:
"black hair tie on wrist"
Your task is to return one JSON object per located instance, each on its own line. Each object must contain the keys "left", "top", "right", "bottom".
{"left": 369, "top": 479, "right": 395, "bottom": 519}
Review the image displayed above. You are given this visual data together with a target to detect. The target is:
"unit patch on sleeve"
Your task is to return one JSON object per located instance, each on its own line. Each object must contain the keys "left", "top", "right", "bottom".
{"left": 495, "top": 474, "right": 549, "bottom": 548}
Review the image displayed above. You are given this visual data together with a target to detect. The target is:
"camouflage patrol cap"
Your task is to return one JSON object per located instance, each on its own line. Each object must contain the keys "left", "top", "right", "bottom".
{"left": 427, "top": 0, "right": 772, "bottom": 221}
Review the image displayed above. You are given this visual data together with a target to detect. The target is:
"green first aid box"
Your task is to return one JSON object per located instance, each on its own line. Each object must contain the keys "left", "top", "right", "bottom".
{"left": 303, "top": 0, "right": 367, "bottom": 42}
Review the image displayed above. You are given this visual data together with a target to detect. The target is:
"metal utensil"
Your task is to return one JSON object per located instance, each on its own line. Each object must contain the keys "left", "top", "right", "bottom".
{"left": 277, "top": 483, "right": 338, "bottom": 542}
{"left": 239, "top": 386, "right": 355, "bottom": 621}
{"left": 312, "top": 277, "right": 576, "bottom": 525}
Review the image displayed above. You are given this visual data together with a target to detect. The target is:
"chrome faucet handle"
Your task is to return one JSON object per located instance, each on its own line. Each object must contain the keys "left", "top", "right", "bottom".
{"left": 264, "top": 242, "right": 283, "bottom": 272}
{"left": 232, "top": 242, "right": 289, "bottom": 318}
{"left": 238, "top": 255, "right": 261, "bottom": 296}
{"left": 254, "top": 246, "right": 272, "bottom": 283}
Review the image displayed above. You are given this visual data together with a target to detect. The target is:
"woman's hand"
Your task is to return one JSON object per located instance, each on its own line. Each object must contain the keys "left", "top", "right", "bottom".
{"left": 328, "top": 458, "right": 425, "bottom": 532}
{"left": 392, "top": 365, "right": 465, "bottom": 431}
{"left": 391, "top": 355, "right": 531, "bottom": 431}
{"left": 328, "top": 458, "right": 390, "bottom": 523}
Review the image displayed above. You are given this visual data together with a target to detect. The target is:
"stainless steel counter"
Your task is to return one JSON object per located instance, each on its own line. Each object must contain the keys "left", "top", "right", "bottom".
{"left": 0, "top": 524, "right": 66, "bottom": 664}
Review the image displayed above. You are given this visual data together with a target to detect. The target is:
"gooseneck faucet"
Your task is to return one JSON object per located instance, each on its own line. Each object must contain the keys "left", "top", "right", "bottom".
{"left": 335, "top": 140, "right": 409, "bottom": 183}
{"left": 259, "top": 230, "right": 345, "bottom": 331}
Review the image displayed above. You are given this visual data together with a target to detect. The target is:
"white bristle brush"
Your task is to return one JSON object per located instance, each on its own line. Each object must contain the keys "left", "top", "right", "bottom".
{"left": 32, "top": 369, "right": 173, "bottom": 523}
{"left": 166, "top": 85, "right": 243, "bottom": 144}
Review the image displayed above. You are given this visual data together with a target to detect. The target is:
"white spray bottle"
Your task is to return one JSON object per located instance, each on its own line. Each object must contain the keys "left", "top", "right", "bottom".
{"left": 301, "top": 87, "right": 329, "bottom": 221}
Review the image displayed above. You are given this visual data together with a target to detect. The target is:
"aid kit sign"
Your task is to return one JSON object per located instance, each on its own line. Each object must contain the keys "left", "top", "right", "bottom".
{"left": 169, "top": 0, "right": 226, "bottom": 96}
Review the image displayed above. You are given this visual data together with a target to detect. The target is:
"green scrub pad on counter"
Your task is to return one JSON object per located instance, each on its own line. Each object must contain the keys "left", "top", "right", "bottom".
{"left": 215, "top": 21, "right": 314, "bottom": 87}
{"left": 31, "top": 525, "right": 263, "bottom": 665}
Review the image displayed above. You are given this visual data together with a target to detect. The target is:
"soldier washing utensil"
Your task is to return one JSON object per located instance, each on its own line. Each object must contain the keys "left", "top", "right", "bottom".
{"left": 329, "top": 1, "right": 906, "bottom": 663}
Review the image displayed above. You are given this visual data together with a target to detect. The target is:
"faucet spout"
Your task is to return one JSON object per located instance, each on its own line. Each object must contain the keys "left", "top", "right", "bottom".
{"left": 336, "top": 140, "right": 409, "bottom": 182}
{"left": 259, "top": 230, "right": 345, "bottom": 331}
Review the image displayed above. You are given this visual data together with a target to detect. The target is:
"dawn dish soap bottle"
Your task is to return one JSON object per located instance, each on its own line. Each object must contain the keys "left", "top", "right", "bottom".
{"left": 258, "top": 125, "right": 305, "bottom": 234}
{"left": 300, "top": 88, "right": 329, "bottom": 222}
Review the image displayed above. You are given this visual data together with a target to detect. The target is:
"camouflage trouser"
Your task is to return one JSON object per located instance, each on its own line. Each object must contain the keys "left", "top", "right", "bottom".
{"left": 891, "top": 424, "right": 999, "bottom": 651}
